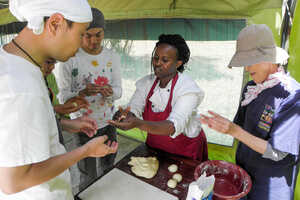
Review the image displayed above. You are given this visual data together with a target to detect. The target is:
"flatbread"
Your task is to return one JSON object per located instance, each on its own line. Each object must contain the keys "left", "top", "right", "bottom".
{"left": 128, "top": 156, "right": 159, "bottom": 179}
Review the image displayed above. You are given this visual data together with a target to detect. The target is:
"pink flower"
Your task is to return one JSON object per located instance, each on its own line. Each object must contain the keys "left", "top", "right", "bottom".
{"left": 94, "top": 76, "right": 108, "bottom": 87}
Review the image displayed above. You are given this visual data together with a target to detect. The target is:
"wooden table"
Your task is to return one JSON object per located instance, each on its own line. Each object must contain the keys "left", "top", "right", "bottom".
{"left": 76, "top": 144, "right": 201, "bottom": 200}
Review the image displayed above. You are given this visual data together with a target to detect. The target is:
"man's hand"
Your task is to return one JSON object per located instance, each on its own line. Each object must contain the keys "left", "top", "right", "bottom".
{"left": 79, "top": 83, "right": 113, "bottom": 97}
{"left": 0, "top": 135, "right": 117, "bottom": 195}
{"left": 61, "top": 116, "right": 98, "bottom": 137}
{"left": 98, "top": 84, "right": 113, "bottom": 97}
{"left": 54, "top": 96, "right": 89, "bottom": 115}
{"left": 84, "top": 135, "right": 118, "bottom": 157}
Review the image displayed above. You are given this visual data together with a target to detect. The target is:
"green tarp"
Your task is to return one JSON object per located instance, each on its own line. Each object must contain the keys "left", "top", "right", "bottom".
{"left": 88, "top": 0, "right": 281, "bottom": 20}
{"left": 287, "top": 2, "right": 300, "bottom": 199}
{"left": 105, "top": 18, "right": 245, "bottom": 41}
{"left": 288, "top": 1, "right": 300, "bottom": 82}
{"left": 0, "top": 0, "right": 281, "bottom": 25}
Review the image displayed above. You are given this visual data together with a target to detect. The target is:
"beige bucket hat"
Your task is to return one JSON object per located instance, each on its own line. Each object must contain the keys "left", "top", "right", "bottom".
{"left": 228, "top": 24, "right": 289, "bottom": 67}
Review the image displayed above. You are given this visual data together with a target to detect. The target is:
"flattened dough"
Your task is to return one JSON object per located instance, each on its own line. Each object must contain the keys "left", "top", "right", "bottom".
{"left": 167, "top": 179, "right": 177, "bottom": 188}
{"left": 128, "top": 156, "right": 159, "bottom": 179}
{"left": 172, "top": 173, "right": 182, "bottom": 183}
{"left": 168, "top": 164, "right": 178, "bottom": 173}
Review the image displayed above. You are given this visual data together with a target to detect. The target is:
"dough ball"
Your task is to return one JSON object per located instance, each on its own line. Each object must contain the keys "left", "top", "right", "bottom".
{"left": 168, "top": 164, "right": 178, "bottom": 173}
{"left": 167, "top": 179, "right": 177, "bottom": 188}
{"left": 128, "top": 156, "right": 159, "bottom": 179}
{"left": 172, "top": 173, "right": 182, "bottom": 183}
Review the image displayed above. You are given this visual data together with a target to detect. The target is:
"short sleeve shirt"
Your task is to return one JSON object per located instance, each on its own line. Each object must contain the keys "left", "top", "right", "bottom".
{"left": 0, "top": 47, "right": 72, "bottom": 200}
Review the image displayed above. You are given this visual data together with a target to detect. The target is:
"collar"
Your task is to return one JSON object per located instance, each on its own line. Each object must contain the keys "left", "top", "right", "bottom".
{"left": 241, "top": 67, "right": 291, "bottom": 106}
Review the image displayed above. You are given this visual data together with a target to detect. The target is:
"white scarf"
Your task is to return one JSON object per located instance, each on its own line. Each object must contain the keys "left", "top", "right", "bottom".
{"left": 241, "top": 67, "right": 291, "bottom": 106}
{"left": 9, "top": 0, "right": 92, "bottom": 35}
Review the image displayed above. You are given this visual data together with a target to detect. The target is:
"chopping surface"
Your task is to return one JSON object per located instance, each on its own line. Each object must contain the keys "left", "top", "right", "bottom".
{"left": 75, "top": 144, "right": 202, "bottom": 200}
{"left": 115, "top": 144, "right": 201, "bottom": 200}
{"left": 77, "top": 168, "right": 178, "bottom": 200}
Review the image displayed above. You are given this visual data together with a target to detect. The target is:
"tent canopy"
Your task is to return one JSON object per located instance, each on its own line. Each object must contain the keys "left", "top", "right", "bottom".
{"left": 0, "top": 0, "right": 281, "bottom": 25}
{"left": 0, "top": 0, "right": 284, "bottom": 44}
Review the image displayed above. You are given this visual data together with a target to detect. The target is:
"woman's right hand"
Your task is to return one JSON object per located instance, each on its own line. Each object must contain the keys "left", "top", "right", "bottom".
{"left": 84, "top": 135, "right": 118, "bottom": 158}
{"left": 199, "top": 110, "right": 240, "bottom": 136}
{"left": 108, "top": 115, "right": 139, "bottom": 131}
{"left": 112, "top": 106, "right": 135, "bottom": 122}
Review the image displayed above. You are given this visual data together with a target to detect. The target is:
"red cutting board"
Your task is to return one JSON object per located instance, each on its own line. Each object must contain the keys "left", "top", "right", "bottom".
{"left": 116, "top": 144, "right": 202, "bottom": 200}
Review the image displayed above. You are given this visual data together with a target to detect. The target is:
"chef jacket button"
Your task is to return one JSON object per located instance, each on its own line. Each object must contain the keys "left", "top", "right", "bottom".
{"left": 167, "top": 89, "right": 170, "bottom": 92}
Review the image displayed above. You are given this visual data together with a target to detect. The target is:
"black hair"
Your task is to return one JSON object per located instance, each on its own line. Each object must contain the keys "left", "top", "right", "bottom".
{"left": 151, "top": 34, "right": 190, "bottom": 72}
{"left": 88, "top": 8, "right": 105, "bottom": 30}
{"left": 43, "top": 16, "right": 73, "bottom": 28}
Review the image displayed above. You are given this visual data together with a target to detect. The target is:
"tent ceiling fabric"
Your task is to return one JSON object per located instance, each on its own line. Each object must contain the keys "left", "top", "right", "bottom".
{"left": 0, "top": 0, "right": 282, "bottom": 25}
{"left": 0, "top": 8, "right": 16, "bottom": 25}
{"left": 88, "top": 0, "right": 282, "bottom": 20}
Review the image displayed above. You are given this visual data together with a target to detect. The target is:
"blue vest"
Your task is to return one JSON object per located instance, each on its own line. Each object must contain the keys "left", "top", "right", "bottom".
{"left": 234, "top": 78, "right": 300, "bottom": 200}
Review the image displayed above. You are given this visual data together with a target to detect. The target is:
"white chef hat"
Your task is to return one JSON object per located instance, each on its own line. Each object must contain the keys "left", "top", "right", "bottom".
{"left": 9, "top": 0, "right": 92, "bottom": 35}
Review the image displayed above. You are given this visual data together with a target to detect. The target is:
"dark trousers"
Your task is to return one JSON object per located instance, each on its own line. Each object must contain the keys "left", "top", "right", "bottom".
{"left": 77, "top": 125, "right": 117, "bottom": 190}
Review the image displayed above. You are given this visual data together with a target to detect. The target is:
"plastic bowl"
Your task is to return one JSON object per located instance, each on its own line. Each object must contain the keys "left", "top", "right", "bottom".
{"left": 194, "top": 160, "right": 252, "bottom": 200}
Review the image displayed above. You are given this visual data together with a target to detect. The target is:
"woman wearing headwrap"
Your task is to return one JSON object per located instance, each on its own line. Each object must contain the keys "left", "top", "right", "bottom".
{"left": 0, "top": 1, "right": 118, "bottom": 199}
{"left": 109, "top": 34, "right": 208, "bottom": 162}
{"left": 200, "top": 24, "right": 300, "bottom": 200}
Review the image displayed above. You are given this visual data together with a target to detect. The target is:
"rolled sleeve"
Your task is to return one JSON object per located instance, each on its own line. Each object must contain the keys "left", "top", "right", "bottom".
{"left": 262, "top": 143, "right": 288, "bottom": 161}
{"left": 168, "top": 93, "right": 202, "bottom": 138}
{"left": 128, "top": 76, "right": 152, "bottom": 118}
{"left": 269, "top": 101, "right": 300, "bottom": 155}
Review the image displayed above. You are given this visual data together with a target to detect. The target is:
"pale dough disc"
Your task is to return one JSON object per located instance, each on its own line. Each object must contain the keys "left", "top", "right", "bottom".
{"left": 167, "top": 179, "right": 177, "bottom": 188}
{"left": 128, "top": 156, "right": 159, "bottom": 179}
{"left": 172, "top": 173, "right": 182, "bottom": 183}
{"left": 168, "top": 164, "right": 178, "bottom": 173}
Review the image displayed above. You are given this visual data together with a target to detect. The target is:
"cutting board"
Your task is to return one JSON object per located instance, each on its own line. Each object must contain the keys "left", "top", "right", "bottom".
{"left": 78, "top": 168, "right": 178, "bottom": 200}
{"left": 116, "top": 144, "right": 201, "bottom": 200}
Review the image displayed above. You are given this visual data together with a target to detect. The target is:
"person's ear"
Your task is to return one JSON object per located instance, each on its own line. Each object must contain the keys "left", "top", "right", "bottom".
{"left": 176, "top": 60, "right": 183, "bottom": 69}
{"left": 45, "top": 13, "right": 66, "bottom": 36}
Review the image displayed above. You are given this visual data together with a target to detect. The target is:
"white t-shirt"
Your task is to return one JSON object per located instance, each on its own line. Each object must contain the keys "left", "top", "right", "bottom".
{"left": 0, "top": 47, "right": 73, "bottom": 200}
{"left": 56, "top": 47, "right": 122, "bottom": 129}
{"left": 128, "top": 73, "right": 205, "bottom": 138}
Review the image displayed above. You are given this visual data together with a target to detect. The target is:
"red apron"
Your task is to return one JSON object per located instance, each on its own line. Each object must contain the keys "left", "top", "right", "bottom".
{"left": 143, "top": 73, "right": 208, "bottom": 161}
